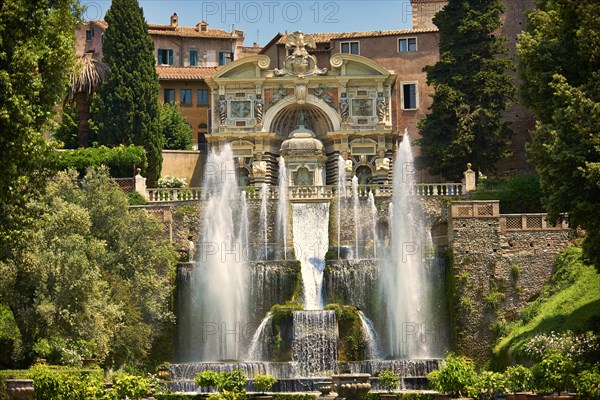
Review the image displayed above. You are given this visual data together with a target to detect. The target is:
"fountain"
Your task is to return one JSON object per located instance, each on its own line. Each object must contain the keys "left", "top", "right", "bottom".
{"left": 172, "top": 132, "right": 447, "bottom": 391}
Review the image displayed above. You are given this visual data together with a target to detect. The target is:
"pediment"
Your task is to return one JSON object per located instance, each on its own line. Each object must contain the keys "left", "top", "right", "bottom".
{"left": 330, "top": 54, "right": 393, "bottom": 77}
{"left": 212, "top": 55, "right": 271, "bottom": 79}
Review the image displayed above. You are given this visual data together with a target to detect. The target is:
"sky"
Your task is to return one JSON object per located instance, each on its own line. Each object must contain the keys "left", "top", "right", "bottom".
{"left": 81, "top": 0, "right": 414, "bottom": 46}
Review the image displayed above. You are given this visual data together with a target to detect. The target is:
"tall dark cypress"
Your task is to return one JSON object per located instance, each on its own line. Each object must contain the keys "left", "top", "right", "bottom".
{"left": 416, "top": 0, "right": 515, "bottom": 180}
{"left": 95, "top": 0, "right": 162, "bottom": 186}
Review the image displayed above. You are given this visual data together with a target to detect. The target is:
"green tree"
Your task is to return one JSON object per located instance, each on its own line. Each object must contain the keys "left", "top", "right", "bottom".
{"left": 95, "top": 0, "right": 163, "bottom": 186}
{"left": 416, "top": 0, "right": 515, "bottom": 180}
{"left": 519, "top": 0, "right": 600, "bottom": 269}
{"left": 0, "top": 168, "right": 176, "bottom": 366}
{"left": 53, "top": 103, "right": 80, "bottom": 149}
{"left": 160, "top": 102, "right": 193, "bottom": 150}
{"left": 0, "top": 0, "right": 80, "bottom": 259}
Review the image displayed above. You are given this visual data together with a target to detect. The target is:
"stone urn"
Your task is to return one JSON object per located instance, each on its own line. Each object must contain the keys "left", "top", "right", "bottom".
{"left": 5, "top": 379, "right": 34, "bottom": 400}
{"left": 331, "top": 374, "right": 371, "bottom": 400}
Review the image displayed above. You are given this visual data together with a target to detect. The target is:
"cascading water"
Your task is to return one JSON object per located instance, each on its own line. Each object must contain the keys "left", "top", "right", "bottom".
{"left": 247, "top": 312, "right": 273, "bottom": 361}
{"left": 337, "top": 155, "right": 346, "bottom": 258}
{"left": 358, "top": 311, "right": 380, "bottom": 360}
{"left": 277, "top": 157, "right": 289, "bottom": 260}
{"left": 182, "top": 144, "right": 248, "bottom": 361}
{"left": 292, "top": 310, "right": 338, "bottom": 376}
{"left": 380, "top": 132, "right": 445, "bottom": 358}
{"left": 352, "top": 176, "right": 360, "bottom": 259}
{"left": 260, "top": 183, "right": 269, "bottom": 260}
{"left": 292, "top": 202, "right": 329, "bottom": 309}
{"left": 368, "top": 192, "right": 378, "bottom": 258}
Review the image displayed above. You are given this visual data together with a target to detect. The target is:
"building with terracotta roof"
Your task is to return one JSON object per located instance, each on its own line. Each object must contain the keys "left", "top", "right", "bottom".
{"left": 76, "top": 13, "right": 258, "bottom": 150}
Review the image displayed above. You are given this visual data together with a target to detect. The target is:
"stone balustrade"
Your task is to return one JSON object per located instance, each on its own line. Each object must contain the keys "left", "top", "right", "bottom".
{"left": 146, "top": 182, "right": 465, "bottom": 203}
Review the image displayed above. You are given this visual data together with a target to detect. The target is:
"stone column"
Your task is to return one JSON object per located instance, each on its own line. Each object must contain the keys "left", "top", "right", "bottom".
{"left": 464, "top": 163, "right": 476, "bottom": 192}
{"left": 134, "top": 168, "right": 148, "bottom": 200}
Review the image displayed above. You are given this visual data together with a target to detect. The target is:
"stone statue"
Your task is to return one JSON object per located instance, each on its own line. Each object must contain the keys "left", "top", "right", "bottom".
{"left": 314, "top": 84, "right": 334, "bottom": 107}
{"left": 377, "top": 97, "right": 387, "bottom": 122}
{"left": 274, "top": 31, "right": 326, "bottom": 77}
{"left": 375, "top": 150, "right": 390, "bottom": 172}
{"left": 342, "top": 151, "right": 353, "bottom": 174}
{"left": 339, "top": 94, "right": 349, "bottom": 123}
{"left": 255, "top": 98, "right": 263, "bottom": 124}
{"left": 252, "top": 152, "right": 267, "bottom": 177}
{"left": 270, "top": 86, "right": 287, "bottom": 106}
{"left": 217, "top": 98, "right": 227, "bottom": 124}
{"left": 298, "top": 110, "right": 306, "bottom": 126}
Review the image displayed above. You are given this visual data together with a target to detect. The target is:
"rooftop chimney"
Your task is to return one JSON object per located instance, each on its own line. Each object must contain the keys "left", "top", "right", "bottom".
{"left": 170, "top": 13, "right": 178, "bottom": 28}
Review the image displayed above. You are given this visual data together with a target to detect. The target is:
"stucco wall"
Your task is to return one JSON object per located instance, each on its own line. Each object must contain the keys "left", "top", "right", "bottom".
{"left": 161, "top": 150, "right": 204, "bottom": 187}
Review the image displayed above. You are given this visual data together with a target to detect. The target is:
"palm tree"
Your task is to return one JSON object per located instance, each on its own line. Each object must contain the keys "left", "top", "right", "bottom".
{"left": 65, "top": 56, "right": 109, "bottom": 147}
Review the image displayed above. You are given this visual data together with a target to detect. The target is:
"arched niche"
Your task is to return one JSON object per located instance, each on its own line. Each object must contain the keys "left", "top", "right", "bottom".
{"left": 263, "top": 94, "right": 340, "bottom": 136}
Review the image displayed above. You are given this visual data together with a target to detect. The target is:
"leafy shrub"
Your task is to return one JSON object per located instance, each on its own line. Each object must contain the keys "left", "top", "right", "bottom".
{"left": 522, "top": 331, "right": 600, "bottom": 363}
{"left": 56, "top": 145, "right": 147, "bottom": 178}
{"left": 253, "top": 374, "right": 277, "bottom": 393}
{"left": 471, "top": 173, "right": 543, "bottom": 213}
{"left": 127, "top": 191, "right": 148, "bottom": 205}
{"left": 158, "top": 176, "right": 188, "bottom": 188}
{"left": 503, "top": 365, "right": 533, "bottom": 393}
{"left": 574, "top": 369, "right": 600, "bottom": 400}
{"left": 427, "top": 353, "right": 477, "bottom": 398}
{"left": 195, "top": 369, "right": 247, "bottom": 398}
{"left": 531, "top": 352, "right": 576, "bottom": 394}
{"left": 31, "top": 366, "right": 104, "bottom": 400}
{"left": 378, "top": 370, "right": 400, "bottom": 393}
{"left": 473, "top": 371, "right": 505, "bottom": 400}
{"left": 159, "top": 102, "right": 193, "bottom": 150}
{"left": 109, "top": 371, "right": 153, "bottom": 400}
{"left": 195, "top": 370, "right": 220, "bottom": 388}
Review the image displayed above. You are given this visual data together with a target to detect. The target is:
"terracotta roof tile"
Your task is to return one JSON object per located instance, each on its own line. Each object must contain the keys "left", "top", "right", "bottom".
{"left": 148, "top": 24, "right": 239, "bottom": 39}
{"left": 276, "top": 28, "right": 438, "bottom": 44}
{"left": 156, "top": 66, "right": 219, "bottom": 80}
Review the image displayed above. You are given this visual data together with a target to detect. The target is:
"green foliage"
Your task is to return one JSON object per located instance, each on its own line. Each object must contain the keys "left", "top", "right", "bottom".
{"left": 127, "top": 191, "right": 148, "bottom": 206}
{"left": 470, "top": 173, "right": 543, "bottom": 213}
{"left": 574, "top": 369, "right": 600, "bottom": 400}
{"left": 0, "top": 168, "right": 176, "bottom": 367}
{"left": 472, "top": 371, "right": 505, "bottom": 400}
{"left": 56, "top": 145, "right": 148, "bottom": 178}
{"left": 253, "top": 374, "right": 277, "bottom": 393}
{"left": 519, "top": 0, "right": 600, "bottom": 270}
{"left": 160, "top": 103, "right": 193, "bottom": 150}
{"left": 503, "top": 365, "right": 532, "bottom": 393}
{"left": 416, "top": 0, "right": 515, "bottom": 180}
{"left": 364, "top": 394, "right": 434, "bottom": 400}
{"left": 531, "top": 351, "right": 576, "bottom": 394}
{"left": 31, "top": 366, "right": 104, "bottom": 400}
{"left": 109, "top": 371, "right": 153, "bottom": 400}
{"left": 323, "top": 304, "right": 363, "bottom": 361}
{"left": 427, "top": 353, "right": 477, "bottom": 398}
{"left": 0, "top": 0, "right": 80, "bottom": 262}
{"left": 0, "top": 305, "right": 20, "bottom": 368}
{"left": 195, "top": 369, "right": 247, "bottom": 400}
{"left": 94, "top": 0, "right": 162, "bottom": 186}
{"left": 378, "top": 370, "right": 400, "bottom": 393}
{"left": 493, "top": 247, "right": 600, "bottom": 366}
{"left": 53, "top": 104, "right": 80, "bottom": 149}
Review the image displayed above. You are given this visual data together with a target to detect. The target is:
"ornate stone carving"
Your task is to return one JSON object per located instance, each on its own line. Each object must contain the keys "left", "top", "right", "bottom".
{"left": 314, "top": 84, "right": 334, "bottom": 107}
{"left": 375, "top": 150, "right": 390, "bottom": 172}
{"left": 255, "top": 98, "right": 263, "bottom": 124}
{"left": 342, "top": 151, "right": 353, "bottom": 174}
{"left": 339, "top": 93, "right": 349, "bottom": 123}
{"left": 295, "top": 84, "right": 307, "bottom": 103}
{"left": 252, "top": 152, "right": 267, "bottom": 177}
{"left": 274, "top": 31, "right": 327, "bottom": 77}
{"left": 270, "top": 86, "right": 287, "bottom": 106}
{"left": 217, "top": 98, "right": 227, "bottom": 125}
{"left": 377, "top": 96, "right": 387, "bottom": 122}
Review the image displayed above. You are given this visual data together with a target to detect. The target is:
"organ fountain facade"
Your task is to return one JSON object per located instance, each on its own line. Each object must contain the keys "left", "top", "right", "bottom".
{"left": 204, "top": 31, "right": 398, "bottom": 187}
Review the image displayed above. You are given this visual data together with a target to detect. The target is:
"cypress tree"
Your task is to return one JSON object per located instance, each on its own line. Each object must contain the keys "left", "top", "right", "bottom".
{"left": 95, "top": 0, "right": 162, "bottom": 186}
{"left": 416, "top": 0, "right": 515, "bottom": 180}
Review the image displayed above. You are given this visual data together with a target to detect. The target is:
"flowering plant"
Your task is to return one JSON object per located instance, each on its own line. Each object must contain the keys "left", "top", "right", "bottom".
{"left": 157, "top": 176, "right": 187, "bottom": 188}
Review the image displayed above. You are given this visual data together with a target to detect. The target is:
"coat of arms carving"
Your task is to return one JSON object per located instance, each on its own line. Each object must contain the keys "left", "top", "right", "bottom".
{"left": 275, "top": 31, "right": 327, "bottom": 78}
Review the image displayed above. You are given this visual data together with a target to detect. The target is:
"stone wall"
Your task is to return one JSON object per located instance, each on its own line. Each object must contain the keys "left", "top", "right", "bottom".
{"left": 448, "top": 200, "right": 570, "bottom": 362}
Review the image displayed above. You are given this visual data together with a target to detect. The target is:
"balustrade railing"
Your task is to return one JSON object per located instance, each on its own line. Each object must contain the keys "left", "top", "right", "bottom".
{"left": 146, "top": 182, "right": 465, "bottom": 203}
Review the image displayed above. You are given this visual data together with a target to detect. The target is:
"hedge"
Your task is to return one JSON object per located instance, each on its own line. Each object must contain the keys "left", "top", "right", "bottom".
{"left": 56, "top": 145, "right": 147, "bottom": 178}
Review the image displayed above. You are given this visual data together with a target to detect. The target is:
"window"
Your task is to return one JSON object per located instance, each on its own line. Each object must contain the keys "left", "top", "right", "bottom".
{"left": 181, "top": 89, "right": 192, "bottom": 105}
{"left": 189, "top": 49, "right": 198, "bottom": 66}
{"left": 340, "top": 41, "right": 359, "bottom": 55}
{"left": 219, "top": 52, "right": 233, "bottom": 66}
{"left": 158, "top": 48, "right": 173, "bottom": 65}
{"left": 398, "top": 37, "right": 417, "bottom": 52}
{"left": 197, "top": 89, "right": 209, "bottom": 106}
{"left": 164, "top": 89, "right": 175, "bottom": 103}
{"left": 86, "top": 29, "right": 94, "bottom": 41}
{"left": 402, "top": 83, "right": 418, "bottom": 110}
